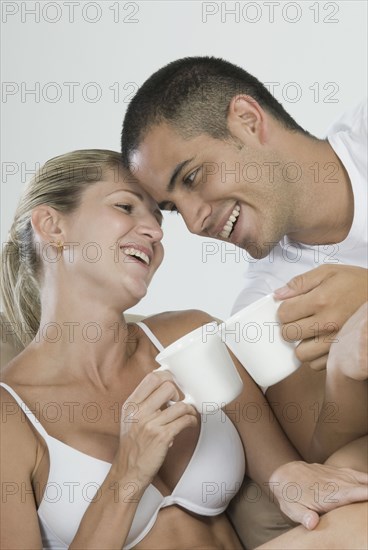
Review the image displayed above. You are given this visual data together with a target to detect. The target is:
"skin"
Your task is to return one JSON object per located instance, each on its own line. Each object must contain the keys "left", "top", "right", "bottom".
{"left": 129, "top": 95, "right": 367, "bottom": 458}
{"left": 1, "top": 169, "right": 367, "bottom": 549}
{"left": 130, "top": 96, "right": 354, "bottom": 255}
{"left": 257, "top": 437, "right": 368, "bottom": 549}
{"left": 310, "top": 303, "right": 368, "bottom": 462}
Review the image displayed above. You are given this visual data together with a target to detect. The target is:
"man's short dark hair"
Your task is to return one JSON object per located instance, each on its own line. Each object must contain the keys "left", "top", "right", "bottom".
{"left": 121, "top": 56, "right": 309, "bottom": 167}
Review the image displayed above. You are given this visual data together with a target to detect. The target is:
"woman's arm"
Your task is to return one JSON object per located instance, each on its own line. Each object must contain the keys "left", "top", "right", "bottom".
{"left": 1, "top": 387, "right": 43, "bottom": 550}
{"left": 224, "top": 355, "right": 300, "bottom": 483}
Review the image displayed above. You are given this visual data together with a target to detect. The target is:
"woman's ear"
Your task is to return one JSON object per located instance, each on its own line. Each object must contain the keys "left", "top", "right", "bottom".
{"left": 31, "top": 205, "right": 65, "bottom": 244}
{"left": 227, "top": 95, "right": 268, "bottom": 145}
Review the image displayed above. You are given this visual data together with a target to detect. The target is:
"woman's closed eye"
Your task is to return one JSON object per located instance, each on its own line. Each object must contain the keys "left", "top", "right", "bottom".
{"left": 115, "top": 203, "right": 133, "bottom": 213}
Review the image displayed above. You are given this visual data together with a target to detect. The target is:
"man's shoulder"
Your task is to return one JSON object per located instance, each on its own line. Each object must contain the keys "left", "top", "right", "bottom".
{"left": 326, "top": 99, "right": 367, "bottom": 139}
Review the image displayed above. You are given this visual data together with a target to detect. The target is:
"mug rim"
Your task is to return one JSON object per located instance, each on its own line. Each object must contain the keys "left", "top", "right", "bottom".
{"left": 156, "top": 320, "right": 219, "bottom": 361}
{"left": 219, "top": 293, "right": 278, "bottom": 328}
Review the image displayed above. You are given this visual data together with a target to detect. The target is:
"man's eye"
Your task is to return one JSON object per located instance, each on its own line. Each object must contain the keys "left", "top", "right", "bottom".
{"left": 115, "top": 203, "right": 133, "bottom": 213}
{"left": 167, "top": 203, "right": 179, "bottom": 214}
{"left": 183, "top": 168, "right": 198, "bottom": 187}
{"left": 160, "top": 202, "right": 179, "bottom": 214}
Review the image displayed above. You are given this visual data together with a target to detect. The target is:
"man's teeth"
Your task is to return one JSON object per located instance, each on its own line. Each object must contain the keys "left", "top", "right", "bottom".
{"left": 219, "top": 205, "right": 240, "bottom": 239}
{"left": 123, "top": 248, "right": 150, "bottom": 265}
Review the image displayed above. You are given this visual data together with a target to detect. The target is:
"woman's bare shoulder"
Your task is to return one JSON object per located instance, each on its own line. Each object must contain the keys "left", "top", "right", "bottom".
{"left": 142, "top": 310, "right": 219, "bottom": 348}
{"left": 0, "top": 385, "right": 39, "bottom": 473}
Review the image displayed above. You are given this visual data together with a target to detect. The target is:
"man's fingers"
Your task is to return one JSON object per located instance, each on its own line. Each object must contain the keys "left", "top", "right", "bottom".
{"left": 281, "top": 502, "right": 320, "bottom": 530}
{"left": 274, "top": 266, "right": 333, "bottom": 300}
{"left": 303, "top": 511, "right": 320, "bottom": 530}
{"left": 309, "top": 354, "right": 329, "bottom": 371}
{"left": 277, "top": 293, "right": 316, "bottom": 324}
{"left": 295, "top": 336, "right": 334, "bottom": 361}
{"left": 340, "top": 468, "right": 368, "bottom": 486}
{"left": 281, "top": 314, "right": 340, "bottom": 341}
{"left": 338, "top": 484, "right": 368, "bottom": 505}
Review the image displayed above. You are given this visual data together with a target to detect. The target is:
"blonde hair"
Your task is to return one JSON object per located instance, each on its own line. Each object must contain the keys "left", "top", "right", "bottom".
{"left": 1, "top": 149, "right": 125, "bottom": 347}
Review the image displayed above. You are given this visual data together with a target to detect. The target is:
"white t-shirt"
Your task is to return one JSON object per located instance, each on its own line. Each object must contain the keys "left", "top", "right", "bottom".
{"left": 232, "top": 100, "right": 368, "bottom": 313}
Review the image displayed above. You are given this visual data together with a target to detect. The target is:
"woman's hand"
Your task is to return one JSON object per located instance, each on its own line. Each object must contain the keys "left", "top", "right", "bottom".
{"left": 115, "top": 370, "right": 198, "bottom": 487}
{"left": 268, "top": 461, "right": 368, "bottom": 530}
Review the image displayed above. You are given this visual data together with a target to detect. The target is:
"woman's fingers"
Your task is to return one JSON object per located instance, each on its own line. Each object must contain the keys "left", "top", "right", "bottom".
{"left": 118, "top": 392, "right": 198, "bottom": 485}
{"left": 124, "top": 370, "right": 180, "bottom": 410}
{"left": 157, "top": 406, "right": 198, "bottom": 446}
{"left": 156, "top": 400, "right": 198, "bottom": 425}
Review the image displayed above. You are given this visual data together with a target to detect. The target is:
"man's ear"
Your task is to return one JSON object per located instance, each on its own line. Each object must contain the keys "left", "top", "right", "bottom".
{"left": 31, "top": 205, "right": 65, "bottom": 244}
{"left": 227, "top": 95, "right": 268, "bottom": 145}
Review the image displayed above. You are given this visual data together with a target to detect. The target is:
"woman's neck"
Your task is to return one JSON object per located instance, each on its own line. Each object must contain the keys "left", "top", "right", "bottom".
{"left": 30, "top": 288, "right": 137, "bottom": 388}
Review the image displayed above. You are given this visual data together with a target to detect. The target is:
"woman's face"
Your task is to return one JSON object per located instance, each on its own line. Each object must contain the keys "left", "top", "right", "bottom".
{"left": 60, "top": 169, "right": 164, "bottom": 308}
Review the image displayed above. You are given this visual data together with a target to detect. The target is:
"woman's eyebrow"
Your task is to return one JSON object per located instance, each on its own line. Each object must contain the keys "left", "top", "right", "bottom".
{"left": 107, "top": 189, "right": 144, "bottom": 201}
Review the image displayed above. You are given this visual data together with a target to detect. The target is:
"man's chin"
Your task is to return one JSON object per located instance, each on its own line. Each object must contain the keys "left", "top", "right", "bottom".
{"left": 233, "top": 239, "right": 276, "bottom": 260}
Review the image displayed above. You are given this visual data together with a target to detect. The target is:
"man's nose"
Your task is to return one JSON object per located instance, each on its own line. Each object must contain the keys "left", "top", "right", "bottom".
{"left": 179, "top": 197, "right": 211, "bottom": 235}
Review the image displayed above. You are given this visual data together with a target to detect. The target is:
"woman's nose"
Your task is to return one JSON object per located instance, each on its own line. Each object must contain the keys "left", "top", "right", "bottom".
{"left": 138, "top": 214, "right": 164, "bottom": 242}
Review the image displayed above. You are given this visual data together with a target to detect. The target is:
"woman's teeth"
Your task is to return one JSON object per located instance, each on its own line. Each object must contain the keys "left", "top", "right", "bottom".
{"left": 219, "top": 205, "right": 240, "bottom": 239}
{"left": 123, "top": 247, "right": 150, "bottom": 265}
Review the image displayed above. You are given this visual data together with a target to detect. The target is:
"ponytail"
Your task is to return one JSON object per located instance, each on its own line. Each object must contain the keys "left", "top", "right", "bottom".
{"left": 1, "top": 149, "right": 124, "bottom": 349}
{"left": 1, "top": 226, "right": 41, "bottom": 348}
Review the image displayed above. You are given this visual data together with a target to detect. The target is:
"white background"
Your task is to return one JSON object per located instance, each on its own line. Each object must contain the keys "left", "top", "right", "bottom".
{"left": 1, "top": 0, "right": 367, "bottom": 319}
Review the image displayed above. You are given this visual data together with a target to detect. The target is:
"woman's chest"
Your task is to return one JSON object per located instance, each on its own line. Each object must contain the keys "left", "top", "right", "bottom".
{"left": 31, "top": 398, "right": 201, "bottom": 506}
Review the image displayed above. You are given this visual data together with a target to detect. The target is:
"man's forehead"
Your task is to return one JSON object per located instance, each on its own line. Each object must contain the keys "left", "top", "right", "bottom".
{"left": 137, "top": 124, "right": 183, "bottom": 160}
{"left": 131, "top": 124, "right": 183, "bottom": 179}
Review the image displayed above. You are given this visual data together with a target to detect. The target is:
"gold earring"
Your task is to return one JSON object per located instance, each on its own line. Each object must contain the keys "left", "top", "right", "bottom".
{"left": 50, "top": 240, "right": 65, "bottom": 251}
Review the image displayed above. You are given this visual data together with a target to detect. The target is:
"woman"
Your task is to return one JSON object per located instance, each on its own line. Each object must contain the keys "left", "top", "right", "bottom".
{"left": 1, "top": 150, "right": 366, "bottom": 549}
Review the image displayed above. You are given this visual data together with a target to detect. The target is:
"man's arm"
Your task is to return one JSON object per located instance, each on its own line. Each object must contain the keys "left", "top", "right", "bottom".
{"left": 309, "top": 303, "right": 368, "bottom": 462}
{"left": 224, "top": 355, "right": 368, "bottom": 530}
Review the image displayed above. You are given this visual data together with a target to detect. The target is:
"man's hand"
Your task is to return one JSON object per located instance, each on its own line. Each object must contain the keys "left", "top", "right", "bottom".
{"left": 269, "top": 461, "right": 368, "bottom": 530}
{"left": 274, "top": 265, "right": 368, "bottom": 370}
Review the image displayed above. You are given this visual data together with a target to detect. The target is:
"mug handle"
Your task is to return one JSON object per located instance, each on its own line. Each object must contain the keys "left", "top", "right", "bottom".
{"left": 154, "top": 364, "right": 195, "bottom": 407}
{"left": 155, "top": 364, "right": 169, "bottom": 373}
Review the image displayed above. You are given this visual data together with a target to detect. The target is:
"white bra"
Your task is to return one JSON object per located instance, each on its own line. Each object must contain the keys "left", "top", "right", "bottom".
{"left": 0, "top": 321, "right": 245, "bottom": 549}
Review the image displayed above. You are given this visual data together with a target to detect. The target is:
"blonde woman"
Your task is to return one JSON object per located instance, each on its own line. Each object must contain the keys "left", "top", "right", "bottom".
{"left": 1, "top": 150, "right": 366, "bottom": 550}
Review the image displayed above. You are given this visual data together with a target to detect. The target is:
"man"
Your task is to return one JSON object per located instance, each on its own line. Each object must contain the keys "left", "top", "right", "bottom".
{"left": 121, "top": 56, "right": 367, "bottom": 546}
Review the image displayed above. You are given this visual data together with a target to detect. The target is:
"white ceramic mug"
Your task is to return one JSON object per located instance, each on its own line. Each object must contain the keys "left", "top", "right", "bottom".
{"left": 155, "top": 321, "right": 243, "bottom": 413}
{"left": 218, "top": 294, "right": 301, "bottom": 388}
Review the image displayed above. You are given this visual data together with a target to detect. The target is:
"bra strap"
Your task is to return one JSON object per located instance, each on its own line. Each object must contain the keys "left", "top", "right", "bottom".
{"left": 0, "top": 382, "right": 50, "bottom": 440}
{"left": 136, "top": 321, "right": 165, "bottom": 352}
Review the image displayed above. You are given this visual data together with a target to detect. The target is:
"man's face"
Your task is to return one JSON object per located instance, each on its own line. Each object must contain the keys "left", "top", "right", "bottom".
{"left": 131, "top": 123, "right": 293, "bottom": 259}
